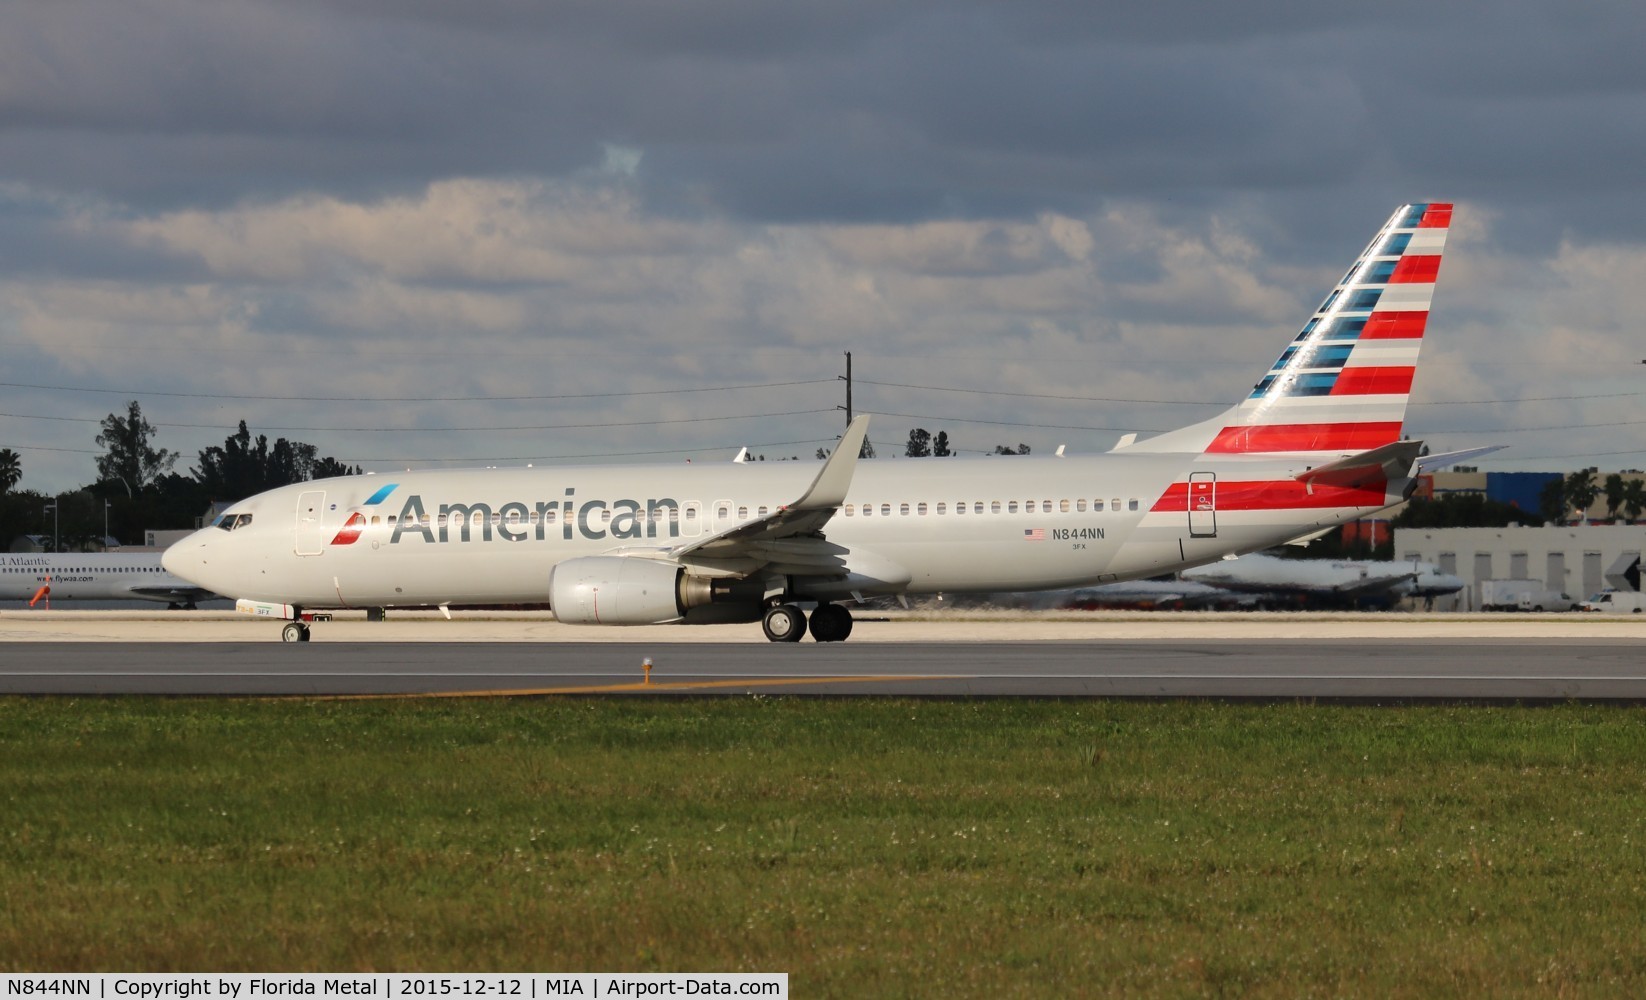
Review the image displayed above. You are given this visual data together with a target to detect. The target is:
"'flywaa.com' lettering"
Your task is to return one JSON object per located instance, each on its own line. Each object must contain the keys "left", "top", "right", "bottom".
{"left": 390, "top": 491, "right": 684, "bottom": 545}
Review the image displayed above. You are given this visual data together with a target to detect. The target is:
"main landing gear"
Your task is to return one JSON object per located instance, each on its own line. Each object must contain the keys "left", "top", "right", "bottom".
{"left": 761, "top": 602, "right": 855, "bottom": 643}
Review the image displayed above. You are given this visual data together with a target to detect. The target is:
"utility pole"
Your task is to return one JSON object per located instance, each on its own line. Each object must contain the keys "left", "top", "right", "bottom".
{"left": 839, "top": 351, "right": 853, "bottom": 428}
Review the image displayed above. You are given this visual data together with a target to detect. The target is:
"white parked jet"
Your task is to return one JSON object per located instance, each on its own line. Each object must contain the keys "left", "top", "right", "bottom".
{"left": 165, "top": 203, "right": 1462, "bottom": 642}
{"left": 3, "top": 552, "right": 217, "bottom": 608}
{"left": 1182, "top": 553, "right": 1465, "bottom": 608}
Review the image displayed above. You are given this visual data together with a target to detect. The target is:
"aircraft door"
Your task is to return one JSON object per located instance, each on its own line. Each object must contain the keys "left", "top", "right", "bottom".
{"left": 295, "top": 490, "right": 327, "bottom": 556}
{"left": 1187, "top": 472, "right": 1217, "bottom": 538}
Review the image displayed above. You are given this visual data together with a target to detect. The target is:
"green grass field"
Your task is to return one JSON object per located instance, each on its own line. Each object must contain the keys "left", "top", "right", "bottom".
{"left": 3, "top": 697, "right": 1645, "bottom": 997}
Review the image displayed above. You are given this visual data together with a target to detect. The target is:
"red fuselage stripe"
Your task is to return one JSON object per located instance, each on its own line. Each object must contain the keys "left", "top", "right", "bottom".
{"left": 1206, "top": 422, "right": 1403, "bottom": 453}
{"left": 1151, "top": 478, "right": 1391, "bottom": 512}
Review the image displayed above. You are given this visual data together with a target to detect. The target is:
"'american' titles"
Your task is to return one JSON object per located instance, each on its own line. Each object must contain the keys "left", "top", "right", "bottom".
{"left": 390, "top": 490, "right": 686, "bottom": 545}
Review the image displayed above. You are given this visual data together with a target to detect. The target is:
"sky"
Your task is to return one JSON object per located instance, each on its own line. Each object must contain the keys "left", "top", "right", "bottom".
{"left": 4, "top": 0, "right": 1646, "bottom": 495}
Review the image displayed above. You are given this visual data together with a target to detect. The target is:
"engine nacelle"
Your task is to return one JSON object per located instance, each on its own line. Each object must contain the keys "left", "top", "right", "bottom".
{"left": 549, "top": 556, "right": 696, "bottom": 626}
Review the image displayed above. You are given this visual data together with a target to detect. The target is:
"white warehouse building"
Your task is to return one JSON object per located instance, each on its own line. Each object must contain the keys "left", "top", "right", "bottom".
{"left": 1394, "top": 526, "right": 1645, "bottom": 611}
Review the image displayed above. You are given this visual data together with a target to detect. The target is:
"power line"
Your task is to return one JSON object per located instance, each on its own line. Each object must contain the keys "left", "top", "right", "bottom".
{"left": 0, "top": 409, "right": 836, "bottom": 433}
{"left": 858, "top": 379, "right": 1223, "bottom": 406}
{"left": 0, "top": 378, "right": 833, "bottom": 403}
{"left": 874, "top": 410, "right": 1162, "bottom": 433}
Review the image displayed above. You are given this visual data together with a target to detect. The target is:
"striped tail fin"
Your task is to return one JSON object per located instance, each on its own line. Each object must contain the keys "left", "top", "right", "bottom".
{"left": 1124, "top": 202, "right": 1451, "bottom": 457}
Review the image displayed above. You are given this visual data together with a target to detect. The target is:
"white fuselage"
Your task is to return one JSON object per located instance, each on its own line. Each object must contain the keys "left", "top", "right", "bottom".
{"left": 163, "top": 450, "right": 1408, "bottom": 611}
{"left": 2, "top": 552, "right": 213, "bottom": 605}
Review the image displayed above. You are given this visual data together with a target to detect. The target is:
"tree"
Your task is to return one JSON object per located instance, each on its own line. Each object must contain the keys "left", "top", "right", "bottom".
{"left": 1564, "top": 469, "right": 1599, "bottom": 524}
{"left": 932, "top": 431, "right": 952, "bottom": 457}
{"left": 311, "top": 456, "right": 363, "bottom": 480}
{"left": 905, "top": 428, "right": 932, "bottom": 458}
{"left": 194, "top": 421, "right": 361, "bottom": 502}
{"left": 1604, "top": 473, "right": 1626, "bottom": 521}
{"left": 0, "top": 448, "right": 19, "bottom": 493}
{"left": 1538, "top": 478, "right": 1567, "bottom": 525}
{"left": 1622, "top": 478, "right": 1646, "bottom": 524}
{"left": 96, "top": 401, "right": 177, "bottom": 492}
{"left": 1394, "top": 493, "right": 1545, "bottom": 529}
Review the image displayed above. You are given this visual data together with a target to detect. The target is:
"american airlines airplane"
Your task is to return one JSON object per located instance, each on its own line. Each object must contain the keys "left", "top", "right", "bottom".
{"left": 164, "top": 203, "right": 1471, "bottom": 642}
{"left": 3, "top": 552, "right": 216, "bottom": 608}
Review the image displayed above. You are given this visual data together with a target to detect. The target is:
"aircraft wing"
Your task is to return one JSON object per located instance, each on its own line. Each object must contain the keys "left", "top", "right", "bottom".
{"left": 670, "top": 415, "right": 870, "bottom": 560}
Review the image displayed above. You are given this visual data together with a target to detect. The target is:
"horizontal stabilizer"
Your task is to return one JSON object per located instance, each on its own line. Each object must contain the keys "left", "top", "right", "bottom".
{"left": 1415, "top": 445, "right": 1506, "bottom": 475}
{"left": 1295, "top": 439, "right": 1424, "bottom": 490}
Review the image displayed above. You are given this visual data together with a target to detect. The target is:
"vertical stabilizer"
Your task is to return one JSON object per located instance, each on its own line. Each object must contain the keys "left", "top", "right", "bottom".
{"left": 1123, "top": 203, "right": 1451, "bottom": 457}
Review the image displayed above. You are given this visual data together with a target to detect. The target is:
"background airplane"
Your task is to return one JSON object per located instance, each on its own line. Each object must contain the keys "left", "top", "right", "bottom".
{"left": 163, "top": 203, "right": 1461, "bottom": 642}
{"left": 1182, "top": 553, "right": 1465, "bottom": 610}
{"left": 3, "top": 552, "right": 218, "bottom": 608}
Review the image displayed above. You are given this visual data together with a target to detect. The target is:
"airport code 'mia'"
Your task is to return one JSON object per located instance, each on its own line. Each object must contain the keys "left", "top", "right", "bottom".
{"left": 389, "top": 492, "right": 688, "bottom": 545}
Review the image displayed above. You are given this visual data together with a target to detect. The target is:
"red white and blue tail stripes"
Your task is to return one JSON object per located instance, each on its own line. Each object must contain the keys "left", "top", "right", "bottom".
{"left": 1126, "top": 203, "right": 1449, "bottom": 458}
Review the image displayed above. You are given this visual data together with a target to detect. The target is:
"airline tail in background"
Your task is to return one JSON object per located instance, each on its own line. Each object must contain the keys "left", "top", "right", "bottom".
{"left": 1124, "top": 202, "right": 1451, "bottom": 457}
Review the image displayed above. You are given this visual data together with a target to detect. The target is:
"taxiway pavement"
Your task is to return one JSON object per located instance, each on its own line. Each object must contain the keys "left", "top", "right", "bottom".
{"left": 1, "top": 610, "right": 1642, "bottom": 698}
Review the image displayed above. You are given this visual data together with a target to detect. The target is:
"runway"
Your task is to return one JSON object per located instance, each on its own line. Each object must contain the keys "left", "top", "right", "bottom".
{"left": 3, "top": 638, "right": 1644, "bottom": 698}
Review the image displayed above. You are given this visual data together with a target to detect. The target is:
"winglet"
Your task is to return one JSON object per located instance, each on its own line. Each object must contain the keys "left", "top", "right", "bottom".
{"left": 792, "top": 415, "right": 870, "bottom": 510}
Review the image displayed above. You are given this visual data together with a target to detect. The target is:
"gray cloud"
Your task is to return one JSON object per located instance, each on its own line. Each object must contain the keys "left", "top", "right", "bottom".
{"left": 2, "top": 0, "right": 1644, "bottom": 490}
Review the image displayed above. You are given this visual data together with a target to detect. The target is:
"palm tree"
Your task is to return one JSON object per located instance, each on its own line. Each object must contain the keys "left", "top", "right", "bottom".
{"left": 1604, "top": 473, "right": 1626, "bottom": 521}
{"left": 1622, "top": 478, "right": 1646, "bottom": 524}
{"left": 1564, "top": 469, "right": 1600, "bottom": 525}
{"left": 0, "top": 448, "right": 20, "bottom": 493}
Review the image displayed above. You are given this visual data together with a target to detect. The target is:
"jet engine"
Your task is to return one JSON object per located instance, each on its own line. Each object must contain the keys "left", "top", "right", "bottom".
{"left": 549, "top": 557, "right": 695, "bottom": 625}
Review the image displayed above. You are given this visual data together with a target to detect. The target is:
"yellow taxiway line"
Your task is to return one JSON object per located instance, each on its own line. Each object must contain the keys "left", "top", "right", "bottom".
{"left": 319, "top": 674, "right": 962, "bottom": 700}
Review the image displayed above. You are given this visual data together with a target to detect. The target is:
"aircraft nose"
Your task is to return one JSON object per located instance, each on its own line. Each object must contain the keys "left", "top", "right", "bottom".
{"left": 162, "top": 531, "right": 211, "bottom": 583}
